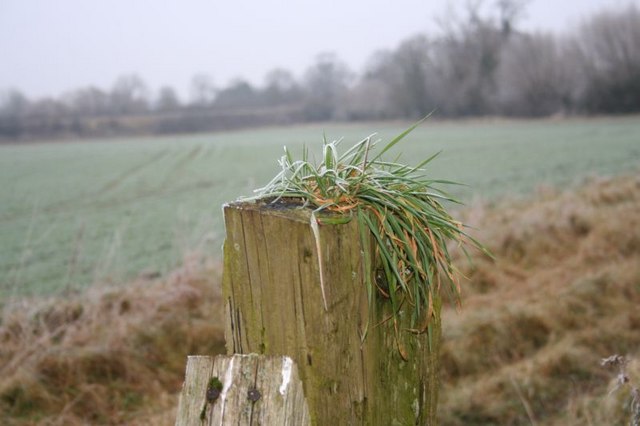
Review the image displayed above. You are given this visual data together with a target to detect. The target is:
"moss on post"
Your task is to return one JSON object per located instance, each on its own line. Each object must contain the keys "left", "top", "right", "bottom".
{"left": 222, "top": 202, "right": 441, "bottom": 425}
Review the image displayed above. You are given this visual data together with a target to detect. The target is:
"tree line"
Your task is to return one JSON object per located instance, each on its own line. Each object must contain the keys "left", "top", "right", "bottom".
{"left": 1, "top": 2, "right": 639, "bottom": 141}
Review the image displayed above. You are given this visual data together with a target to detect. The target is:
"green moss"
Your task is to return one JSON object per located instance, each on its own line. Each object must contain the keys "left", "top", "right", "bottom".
{"left": 208, "top": 376, "right": 223, "bottom": 391}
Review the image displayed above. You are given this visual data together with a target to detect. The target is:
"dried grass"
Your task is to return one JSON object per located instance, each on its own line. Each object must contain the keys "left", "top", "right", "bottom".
{"left": 440, "top": 172, "right": 640, "bottom": 425}
{"left": 0, "top": 258, "right": 226, "bottom": 425}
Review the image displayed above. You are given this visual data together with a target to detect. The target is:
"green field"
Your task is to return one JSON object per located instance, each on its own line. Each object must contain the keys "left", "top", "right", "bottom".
{"left": 1, "top": 117, "right": 639, "bottom": 296}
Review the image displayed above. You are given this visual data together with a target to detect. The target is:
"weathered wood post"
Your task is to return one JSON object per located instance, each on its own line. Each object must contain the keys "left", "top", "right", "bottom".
{"left": 222, "top": 201, "right": 441, "bottom": 425}
{"left": 176, "top": 354, "right": 309, "bottom": 425}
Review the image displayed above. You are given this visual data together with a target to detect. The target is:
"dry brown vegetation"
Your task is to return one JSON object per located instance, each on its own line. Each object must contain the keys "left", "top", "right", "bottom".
{"left": 0, "top": 260, "right": 226, "bottom": 425}
{"left": 1, "top": 172, "right": 639, "bottom": 425}
{"left": 442, "top": 172, "right": 640, "bottom": 425}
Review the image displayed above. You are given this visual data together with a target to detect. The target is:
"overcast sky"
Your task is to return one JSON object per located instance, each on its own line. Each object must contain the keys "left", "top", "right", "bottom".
{"left": 1, "top": 0, "right": 638, "bottom": 99}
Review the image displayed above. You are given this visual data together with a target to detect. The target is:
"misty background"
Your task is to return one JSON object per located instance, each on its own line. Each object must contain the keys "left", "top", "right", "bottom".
{"left": 1, "top": 0, "right": 640, "bottom": 140}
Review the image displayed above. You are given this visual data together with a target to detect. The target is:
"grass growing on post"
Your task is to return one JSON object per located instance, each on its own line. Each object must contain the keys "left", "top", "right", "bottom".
{"left": 245, "top": 121, "right": 488, "bottom": 354}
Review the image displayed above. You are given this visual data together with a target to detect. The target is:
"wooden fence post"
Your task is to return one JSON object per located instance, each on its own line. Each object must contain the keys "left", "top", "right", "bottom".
{"left": 222, "top": 202, "right": 441, "bottom": 425}
{"left": 176, "top": 354, "right": 309, "bottom": 425}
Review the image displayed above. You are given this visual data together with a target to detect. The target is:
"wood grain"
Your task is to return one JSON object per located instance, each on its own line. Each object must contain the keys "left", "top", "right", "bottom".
{"left": 222, "top": 202, "right": 441, "bottom": 425}
{"left": 175, "top": 354, "right": 309, "bottom": 425}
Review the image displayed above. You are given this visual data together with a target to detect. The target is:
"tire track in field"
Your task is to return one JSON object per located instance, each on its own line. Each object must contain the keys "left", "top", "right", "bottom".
{"left": 95, "top": 149, "right": 170, "bottom": 196}
{"left": 0, "top": 149, "right": 170, "bottom": 223}
{"left": 158, "top": 144, "right": 203, "bottom": 189}
{"left": 82, "top": 179, "right": 220, "bottom": 210}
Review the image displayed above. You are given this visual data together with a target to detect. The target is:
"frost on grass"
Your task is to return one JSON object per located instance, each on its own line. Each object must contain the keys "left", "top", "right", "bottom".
{"left": 602, "top": 354, "right": 640, "bottom": 426}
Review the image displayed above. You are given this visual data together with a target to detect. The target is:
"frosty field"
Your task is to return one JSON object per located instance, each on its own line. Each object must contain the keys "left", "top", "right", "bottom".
{"left": 1, "top": 117, "right": 639, "bottom": 296}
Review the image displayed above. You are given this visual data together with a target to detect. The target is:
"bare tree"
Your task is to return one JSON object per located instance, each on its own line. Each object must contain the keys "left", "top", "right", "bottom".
{"left": 344, "top": 78, "right": 393, "bottom": 120}
{"left": 0, "top": 89, "right": 29, "bottom": 118}
{"left": 434, "top": 14, "right": 503, "bottom": 115}
{"left": 155, "top": 86, "right": 181, "bottom": 112}
{"left": 427, "top": 0, "right": 534, "bottom": 115}
{"left": 262, "top": 68, "right": 302, "bottom": 105}
{"left": 63, "top": 86, "right": 110, "bottom": 117}
{"left": 363, "top": 37, "right": 440, "bottom": 118}
{"left": 575, "top": 5, "right": 640, "bottom": 113}
{"left": 392, "top": 36, "right": 440, "bottom": 118}
{"left": 495, "top": 0, "right": 529, "bottom": 36}
{"left": 496, "top": 32, "right": 575, "bottom": 116}
{"left": 215, "top": 79, "right": 260, "bottom": 109}
{"left": 0, "top": 89, "right": 30, "bottom": 138}
{"left": 110, "top": 74, "right": 149, "bottom": 115}
{"left": 189, "top": 73, "right": 216, "bottom": 108}
{"left": 27, "top": 97, "right": 69, "bottom": 137}
{"left": 303, "top": 53, "right": 352, "bottom": 120}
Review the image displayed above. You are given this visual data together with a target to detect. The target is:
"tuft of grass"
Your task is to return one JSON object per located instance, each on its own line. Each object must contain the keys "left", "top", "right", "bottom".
{"left": 246, "top": 122, "right": 488, "bottom": 347}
